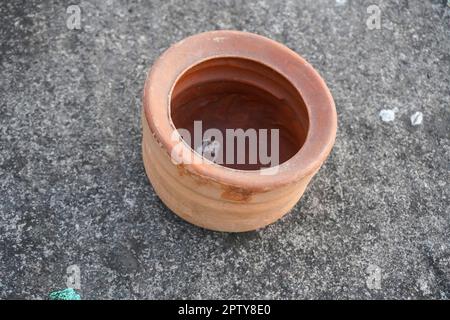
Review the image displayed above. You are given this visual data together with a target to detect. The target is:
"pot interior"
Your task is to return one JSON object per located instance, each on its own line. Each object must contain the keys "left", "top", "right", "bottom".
{"left": 170, "top": 57, "right": 309, "bottom": 170}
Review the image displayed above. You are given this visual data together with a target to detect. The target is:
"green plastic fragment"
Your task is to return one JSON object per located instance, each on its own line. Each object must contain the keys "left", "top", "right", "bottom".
{"left": 49, "top": 288, "right": 81, "bottom": 300}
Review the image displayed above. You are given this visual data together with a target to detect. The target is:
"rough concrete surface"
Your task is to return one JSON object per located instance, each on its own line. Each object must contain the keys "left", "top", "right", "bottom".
{"left": 0, "top": 0, "right": 449, "bottom": 299}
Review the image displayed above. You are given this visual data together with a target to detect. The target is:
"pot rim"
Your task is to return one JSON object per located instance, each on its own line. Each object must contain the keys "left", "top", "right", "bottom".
{"left": 143, "top": 30, "right": 337, "bottom": 191}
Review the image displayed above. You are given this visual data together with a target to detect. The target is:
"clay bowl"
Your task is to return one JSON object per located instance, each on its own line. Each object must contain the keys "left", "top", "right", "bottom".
{"left": 142, "top": 30, "right": 336, "bottom": 232}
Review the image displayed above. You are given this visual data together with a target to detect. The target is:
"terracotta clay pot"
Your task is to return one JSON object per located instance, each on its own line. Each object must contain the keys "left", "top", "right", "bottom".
{"left": 142, "top": 30, "right": 336, "bottom": 232}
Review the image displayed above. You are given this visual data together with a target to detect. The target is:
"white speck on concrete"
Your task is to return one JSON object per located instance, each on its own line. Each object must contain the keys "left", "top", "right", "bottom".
{"left": 417, "top": 277, "right": 431, "bottom": 295}
{"left": 410, "top": 111, "right": 423, "bottom": 126}
{"left": 366, "top": 264, "right": 382, "bottom": 290}
{"left": 379, "top": 109, "right": 397, "bottom": 122}
{"left": 335, "top": 0, "right": 347, "bottom": 6}
{"left": 125, "top": 197, "right": 135, "bottom": 207}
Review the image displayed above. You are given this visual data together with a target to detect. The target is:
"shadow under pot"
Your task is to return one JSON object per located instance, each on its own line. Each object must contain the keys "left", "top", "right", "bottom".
{"left": 142, "top": 30, "right": 337, "bottom": 232}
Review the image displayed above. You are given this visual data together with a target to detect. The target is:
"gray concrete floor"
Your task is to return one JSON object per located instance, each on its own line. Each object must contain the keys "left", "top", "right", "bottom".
{"left": 0, "top": 0, "right": 449, "bottom": 299}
